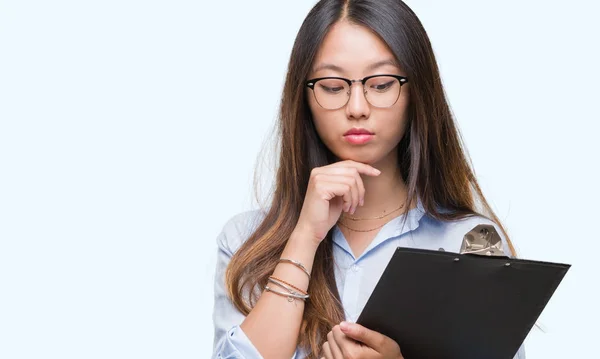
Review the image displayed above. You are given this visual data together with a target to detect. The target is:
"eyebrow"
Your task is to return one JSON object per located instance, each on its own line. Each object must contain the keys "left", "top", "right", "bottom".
{"left": 312, "top": 58, "right": 400, "bottom": 74}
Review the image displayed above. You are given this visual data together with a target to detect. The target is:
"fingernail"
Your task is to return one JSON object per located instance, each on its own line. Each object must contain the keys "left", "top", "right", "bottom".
{"left": 360, "top": 198, "right": 364, "bottom": 206}
{"left": 373, "top": 168, "right": 381, "bottom": 174}
{"left": 340, "top": 321, "right": 350, "bottom": 330}
{"left": 351, "top": 207, "right": 355, "bottom": 214}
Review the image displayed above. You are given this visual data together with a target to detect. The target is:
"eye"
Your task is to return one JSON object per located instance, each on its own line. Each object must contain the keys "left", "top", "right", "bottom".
{"left": 369, "top": 80, "right": 395, "bottom": 92}
{"left": 317, "top": 79, "right": 348, "bottom": 94}
{"left": 319, "top": 84, "right": 345, "bottom": 93}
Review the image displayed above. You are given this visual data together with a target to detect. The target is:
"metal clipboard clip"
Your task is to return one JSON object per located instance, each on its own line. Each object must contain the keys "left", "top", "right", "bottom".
{"left": 459, "top": 224, "right": 507, "bottom": 256}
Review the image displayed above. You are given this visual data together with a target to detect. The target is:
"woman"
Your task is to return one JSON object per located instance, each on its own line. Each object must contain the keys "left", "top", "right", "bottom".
{"left": 212, "top": 0, "right": 526, "bottom": 358}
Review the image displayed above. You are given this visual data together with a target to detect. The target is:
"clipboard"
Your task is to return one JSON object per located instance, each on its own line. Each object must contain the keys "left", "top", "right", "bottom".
{"left": 355, "top": 225, "right": 571, "bottom": 359}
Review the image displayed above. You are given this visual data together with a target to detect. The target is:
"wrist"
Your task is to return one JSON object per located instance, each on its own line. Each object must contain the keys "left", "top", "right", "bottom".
{"left": 290, "top": 228, "right": 322, "bottom": 250}
{"left": 274, "top": 231, "right": 319, "bottom": 286}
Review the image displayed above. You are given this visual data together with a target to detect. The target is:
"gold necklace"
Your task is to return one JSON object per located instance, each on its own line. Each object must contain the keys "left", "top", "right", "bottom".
{"left": 336, "top": 220, "right": 389, "bottom": 232}
{"left": 341, "top": 201, "right": 406, "bottom": 221}
{"left": 337, "top": 201, "right": 407, "bottom": 232}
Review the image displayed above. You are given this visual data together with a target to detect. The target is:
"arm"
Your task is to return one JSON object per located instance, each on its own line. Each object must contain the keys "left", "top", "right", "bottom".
{"left": 212, "top": 224, "right": 265, "bottom": 359}
{"left": 239, "top": 229, "right": 319, "bottom": 359}
{"left": 213, "top": 161, "right": 379, "bottom": 359}
{"left": 240, "top": 161, "right": 378, "bottom": 358}
{"left": 211, "top": 217, "right": 316, "bottom": 359}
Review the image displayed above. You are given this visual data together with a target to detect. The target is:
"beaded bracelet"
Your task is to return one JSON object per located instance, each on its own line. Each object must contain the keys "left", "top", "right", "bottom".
{"left": 268, "top": 277, "right": 310, "bottom": 299}
{"left": 269, "top": 276, "right": 308, "bottom": 295}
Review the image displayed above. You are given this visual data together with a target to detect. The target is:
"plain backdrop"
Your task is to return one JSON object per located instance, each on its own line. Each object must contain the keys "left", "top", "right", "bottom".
{"left": 1, "top": 0, "right": 598, "bottom": 358}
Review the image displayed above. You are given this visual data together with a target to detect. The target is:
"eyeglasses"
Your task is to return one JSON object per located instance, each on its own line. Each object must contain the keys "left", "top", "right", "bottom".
{"left": 306, "top": 74, "right": 408, "bottom": 110}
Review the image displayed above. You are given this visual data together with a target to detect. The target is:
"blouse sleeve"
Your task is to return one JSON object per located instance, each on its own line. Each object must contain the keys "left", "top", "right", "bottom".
{"left": 211, "top": 211, "right": 302, "bottom": 359}
{"left": 211, "top": 213, "right": 265, "bottom": 359}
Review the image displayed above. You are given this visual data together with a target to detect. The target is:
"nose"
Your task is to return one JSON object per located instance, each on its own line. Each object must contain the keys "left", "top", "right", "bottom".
{"left": 345, "top": 82, "right": 371, "bottom": 120}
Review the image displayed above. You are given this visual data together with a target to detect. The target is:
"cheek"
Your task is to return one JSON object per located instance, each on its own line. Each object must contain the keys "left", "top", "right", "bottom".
{"left": 390, "top": 96, "right": 411, "bottom": 137}
{"left": 382, "top": 105, "right": 409, "bottom": 140}
{"left": 307, "top": 95, "right": 336, "bottom": 141}
{"left": 311, "top": 114, "right": 336, "bottom": 145}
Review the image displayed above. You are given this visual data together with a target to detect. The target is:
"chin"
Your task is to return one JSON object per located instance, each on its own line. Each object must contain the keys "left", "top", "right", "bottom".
{"left": 333, "top": 149, "right": 383, "bottom": 165}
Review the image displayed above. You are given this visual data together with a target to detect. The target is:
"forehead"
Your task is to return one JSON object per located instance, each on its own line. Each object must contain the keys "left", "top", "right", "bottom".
{"left": 312, "top": 21, "right": 398, "bottom": 75}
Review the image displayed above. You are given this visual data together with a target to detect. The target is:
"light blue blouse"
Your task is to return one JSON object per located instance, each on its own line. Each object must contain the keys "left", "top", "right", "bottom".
{"left": 211, "top": 199, "right": 526, "bottom": 359}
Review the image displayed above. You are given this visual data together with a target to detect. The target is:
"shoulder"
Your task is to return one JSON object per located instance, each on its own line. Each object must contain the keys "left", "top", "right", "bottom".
{"left": 417, "top": 212, "right": 512, "bottom": 255}
{"left": 442, "top": 213, "right": 502, "bottom": 238}
{"left": 217, "top": 209, "right": 268, "bottom": 255}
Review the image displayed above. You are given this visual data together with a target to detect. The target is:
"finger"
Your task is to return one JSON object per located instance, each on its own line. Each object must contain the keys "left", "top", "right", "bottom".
{"left": 313, "top": 163, "right": 377, "bottom": 211}
{"left": 313, "top": 174, "right": 358, "bottom": 213}
{"left": 312, "top": 167, "right": 366, "bottom": 209}
{"left": 331, "top": 165, "right": 372, "bottom": 211}
{"left": 339, "top": 321, "right": 386, "bottom": 350}
{"left": 322, "top": 341, "right": 334, "bottom": 359}
{"left": 351, "top": 169, "right": 366, "bottom": 209}
{"left": 315, "top": 181, "right": 353, "bottom": 212}
{"left": 336, "top": 160, "right": 381, "bottom": 176}
{"left": 317, "top": 161, "right": 380, "bottom": 178}
{"left": 331, "top": 324, "right": 358, "bottom": 358}
{"left": 327, "top": 328, "right": 344, "bottom": 359}
{"left": 342, "top": 169, "right": 362, "bottom": 213}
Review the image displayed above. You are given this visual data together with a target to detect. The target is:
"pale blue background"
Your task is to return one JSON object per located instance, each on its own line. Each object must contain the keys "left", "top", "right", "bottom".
{"left": 1, "top": 1, "right": 598, "bottom": 358}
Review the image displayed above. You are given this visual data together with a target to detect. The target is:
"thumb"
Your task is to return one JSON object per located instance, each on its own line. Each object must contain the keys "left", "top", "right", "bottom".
{"left": 339, "top": 321, "right": 384, "bottom": 349}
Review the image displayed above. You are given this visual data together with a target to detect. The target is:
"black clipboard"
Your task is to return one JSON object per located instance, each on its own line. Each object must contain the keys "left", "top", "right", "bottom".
{"left": 356, "top": 247, "right": 570, "bottom": 359}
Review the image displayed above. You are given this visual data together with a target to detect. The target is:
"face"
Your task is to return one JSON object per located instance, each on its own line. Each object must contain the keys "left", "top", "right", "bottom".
{"left": 307, "top": 21, "right": 410, "bottom": 165}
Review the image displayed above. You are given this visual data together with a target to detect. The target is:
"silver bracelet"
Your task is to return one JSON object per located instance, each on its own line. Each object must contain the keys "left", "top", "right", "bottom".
{"left": 264, "top": 285, "right": 308, "bottom": 302}
{"left": 278, "top": 258, "right": 311, "bottom": 279}
{"left": 268, "top": 277, "right": 310, "bottom": 299}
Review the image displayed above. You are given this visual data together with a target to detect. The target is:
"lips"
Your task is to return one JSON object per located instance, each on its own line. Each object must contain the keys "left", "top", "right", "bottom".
{"left": 343, "top": 128, "right": 374, "bottom": 145}
{"left": 344, "top": 128, "right": 374, "bottom": 136}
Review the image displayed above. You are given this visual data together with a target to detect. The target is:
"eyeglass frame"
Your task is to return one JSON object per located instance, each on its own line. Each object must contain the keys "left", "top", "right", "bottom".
{"left": 305, "top": 74, "right": 409, "bottom": 109}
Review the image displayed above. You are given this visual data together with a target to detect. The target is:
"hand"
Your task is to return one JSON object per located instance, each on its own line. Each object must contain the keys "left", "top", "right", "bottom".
{"left": 321, "top": 321, "right": 403, "bottom": 359}
{"left": 294, "top": 160, "right": 381, "bottom": 245}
